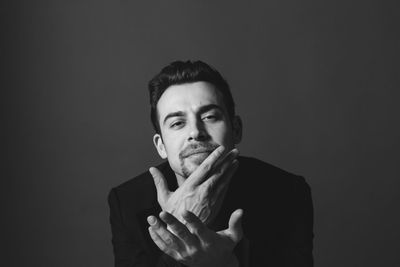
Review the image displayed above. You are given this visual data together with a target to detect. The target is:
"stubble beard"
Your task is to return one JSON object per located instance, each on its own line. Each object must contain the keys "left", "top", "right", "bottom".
{"left": 180, "top": 154, "right": 208, "bottom": 178}
{"left": 180, "top": 160, "right": 195, "bottom": 178}
{"left": 179, "top": 142, "right": 220, "bottom": 178}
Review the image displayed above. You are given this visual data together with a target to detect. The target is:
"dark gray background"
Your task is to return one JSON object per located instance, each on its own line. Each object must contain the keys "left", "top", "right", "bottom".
{"left": 2, "top": 0, "right": 399, "bottom": 266}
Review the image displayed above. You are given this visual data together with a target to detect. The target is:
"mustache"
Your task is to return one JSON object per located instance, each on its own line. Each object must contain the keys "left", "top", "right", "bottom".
{"left": 179, "top": 143, "right": 220, "bottom": 159}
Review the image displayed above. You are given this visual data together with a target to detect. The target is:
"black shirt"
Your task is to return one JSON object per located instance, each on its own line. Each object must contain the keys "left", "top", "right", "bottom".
{"left": 108, "top": 156, "right": 314, "bottom": 267}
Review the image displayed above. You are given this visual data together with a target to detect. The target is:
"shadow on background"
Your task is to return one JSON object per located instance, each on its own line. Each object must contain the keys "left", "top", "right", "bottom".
{"left": 2, "top": 1, "right": 399, "bottom": 266}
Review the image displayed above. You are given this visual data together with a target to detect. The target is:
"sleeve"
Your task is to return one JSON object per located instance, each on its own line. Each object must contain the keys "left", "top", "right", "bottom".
{"left": 283, "top": 177, "right": 314, "bottom": 267}
{"left": 108, "top": 188, "right": 148, "bottom": 267}
{"left": 108, "top": 188, "right": 181, "bottom": 267}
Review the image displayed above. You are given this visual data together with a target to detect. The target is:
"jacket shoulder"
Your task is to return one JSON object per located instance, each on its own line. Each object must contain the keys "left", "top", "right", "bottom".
{"left": 238, "top": 156, "right": 305, "bottom": 181}
{"left": 113, "top": 161, "right": 170, "bottom": 192}
{"left": 109, "top": 161, "right": 170, "bottom": 211}
{"left": 237, "top": 156, "right": 310, "bottom": 198}
{"left": 115, "top": 169, "right": 153, "bottom": 193}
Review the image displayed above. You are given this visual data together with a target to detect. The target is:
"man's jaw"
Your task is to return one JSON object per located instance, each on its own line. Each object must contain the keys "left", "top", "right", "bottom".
{"left": 180, "top": 153, "right": 209, "bottom": 178}
{"left": 178, "top": 143, "right": 220, "bottom": 178}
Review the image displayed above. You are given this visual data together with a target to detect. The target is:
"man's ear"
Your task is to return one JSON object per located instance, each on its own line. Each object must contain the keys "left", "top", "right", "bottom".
{"left": 153, "top": 133, "right": 168, "bottom": 159}
{"left": 232, "top": 115, "right": 243, "bottom": 144}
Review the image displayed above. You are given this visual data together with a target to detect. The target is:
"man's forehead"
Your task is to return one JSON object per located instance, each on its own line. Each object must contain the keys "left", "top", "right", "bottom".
{"left": 157, "top": 82, "right": 224, "bottom": 115}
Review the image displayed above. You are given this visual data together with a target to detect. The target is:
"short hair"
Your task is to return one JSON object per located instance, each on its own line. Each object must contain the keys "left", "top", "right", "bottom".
{"left": 148, "top": 60, "right": 235, "bottom": 133}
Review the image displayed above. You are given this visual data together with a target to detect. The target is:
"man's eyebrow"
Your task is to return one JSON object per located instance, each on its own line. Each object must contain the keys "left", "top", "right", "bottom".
{"left": 163, "top": 111, "right": 185, "bottom": 125}
{"left": 197, "top": 104, "right": 224, "bottom": 114}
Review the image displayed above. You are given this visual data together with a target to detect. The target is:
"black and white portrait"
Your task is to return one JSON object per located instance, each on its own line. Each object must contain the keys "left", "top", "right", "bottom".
{"left": 3, "top": 1, "right": 399, "bottom": 266}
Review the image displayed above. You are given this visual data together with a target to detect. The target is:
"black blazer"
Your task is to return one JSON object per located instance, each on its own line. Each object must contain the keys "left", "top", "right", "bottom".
{"left": 108, "top": 156, "right": 314, "bottom": 267}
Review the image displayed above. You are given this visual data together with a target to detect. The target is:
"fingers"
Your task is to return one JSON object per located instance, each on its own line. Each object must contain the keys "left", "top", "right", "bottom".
{"left": 182, "top": 210, "right": 208, "bottom": 237}
{"left": 187, "top": 146, "right": 225, "bottom": 186}
{"left": 227, "top": 209, "right": 244, "bottom": 244}
{"left": 159, "top": 211, "right": 197, "bottom": 246}
{"left": 189, "top": 146, "right": 239, "bottom": 186}
{"left": 203, "top": 158, "right": 239, "bottom": 192}
{"left": 149, "top": 167, "right": 169, "bottom": 203}
{"left": 148, "top": 224, "right": 169, "bottom": 252}
{"left": 213, "top": 148, "right": 239, "bottom": 172}
{"left": 147, "top": 215, "right": 182, "bottom": 253}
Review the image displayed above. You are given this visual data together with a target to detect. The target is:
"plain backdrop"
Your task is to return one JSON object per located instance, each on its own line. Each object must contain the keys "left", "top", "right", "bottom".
{"left": 2, "top": 0, "right": 399, "bottom": 266}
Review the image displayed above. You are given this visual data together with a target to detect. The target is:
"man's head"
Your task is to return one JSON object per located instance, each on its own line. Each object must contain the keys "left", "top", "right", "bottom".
{"left": 148, "top": 60, "right": 242, "bottom": 180}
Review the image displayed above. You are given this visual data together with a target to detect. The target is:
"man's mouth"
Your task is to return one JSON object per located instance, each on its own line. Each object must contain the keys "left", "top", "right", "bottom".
{"left": 179, "top": 143, "right": 220, "bottom": 160}
{"left": 184, "top": 149, "right": 213, "bottom": 158}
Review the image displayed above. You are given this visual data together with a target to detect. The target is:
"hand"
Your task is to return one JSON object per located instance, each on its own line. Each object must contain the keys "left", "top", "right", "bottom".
{"left": 147, "top": 209, "right": 244, "bottom": 267}
{"left": 149, "top": 146, "right": 239, "bottom": 225}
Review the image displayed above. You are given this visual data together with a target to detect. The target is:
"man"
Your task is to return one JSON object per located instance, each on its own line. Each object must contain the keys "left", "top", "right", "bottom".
{"left": 108, "top": 60, "right": 314, "bottom": 267}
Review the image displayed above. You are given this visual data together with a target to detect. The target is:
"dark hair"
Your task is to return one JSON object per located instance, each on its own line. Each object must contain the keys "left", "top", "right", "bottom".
{"left": 148, "top": 60, "right": 235, "bottom": 133}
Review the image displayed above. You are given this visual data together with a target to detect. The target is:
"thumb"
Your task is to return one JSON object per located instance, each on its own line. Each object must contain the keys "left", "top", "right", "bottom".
{"left": 149, "top": 167, "right": 169, "bottom": 203}
{"left": 227, "top": 209, "right": 244, "bottom": 244}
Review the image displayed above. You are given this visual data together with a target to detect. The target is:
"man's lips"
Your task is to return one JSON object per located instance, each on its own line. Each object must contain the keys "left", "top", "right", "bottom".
{"left": 183, "top": 149, "right": 213, "bottom": 158}
{"left": 179, "top": 143, "right": 220, "bottom": 159}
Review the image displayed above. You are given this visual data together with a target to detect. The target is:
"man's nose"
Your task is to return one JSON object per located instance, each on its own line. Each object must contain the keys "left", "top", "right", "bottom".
{"left": 188, "top": 120, "right": 208, "bottom": 141}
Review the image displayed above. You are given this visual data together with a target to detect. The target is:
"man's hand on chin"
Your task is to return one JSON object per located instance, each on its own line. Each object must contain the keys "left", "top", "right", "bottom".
{"left": 147, "top": 209, "right": 244, "bottom": 267}
{"left": 149, "top": 146, "right": 239, "bottom": 225}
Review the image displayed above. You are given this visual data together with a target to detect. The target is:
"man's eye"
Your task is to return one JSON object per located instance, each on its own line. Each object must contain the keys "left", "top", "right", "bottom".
{"left": 170, "top": 121, "right": 184, "bottom": 128}
{"left": 202, "top": 115, "right": 218, "bottom": 121}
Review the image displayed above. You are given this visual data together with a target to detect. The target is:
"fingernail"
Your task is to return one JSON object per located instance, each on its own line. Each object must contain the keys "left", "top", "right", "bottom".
{"left": 159, "top": 211, "right": 168, "bottom": 220}
{"left": 147, "top": 216, "right": 156, "bottom": 225}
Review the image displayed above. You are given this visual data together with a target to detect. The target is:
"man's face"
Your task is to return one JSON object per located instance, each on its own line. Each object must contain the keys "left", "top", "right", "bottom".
{"left": 153, "top": 81, "right": 241, "bottom": 180}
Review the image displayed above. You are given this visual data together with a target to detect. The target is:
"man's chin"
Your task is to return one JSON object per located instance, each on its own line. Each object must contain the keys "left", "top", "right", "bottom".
{"left": 181, "top": 153, "right": 209, "bottom": 177}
